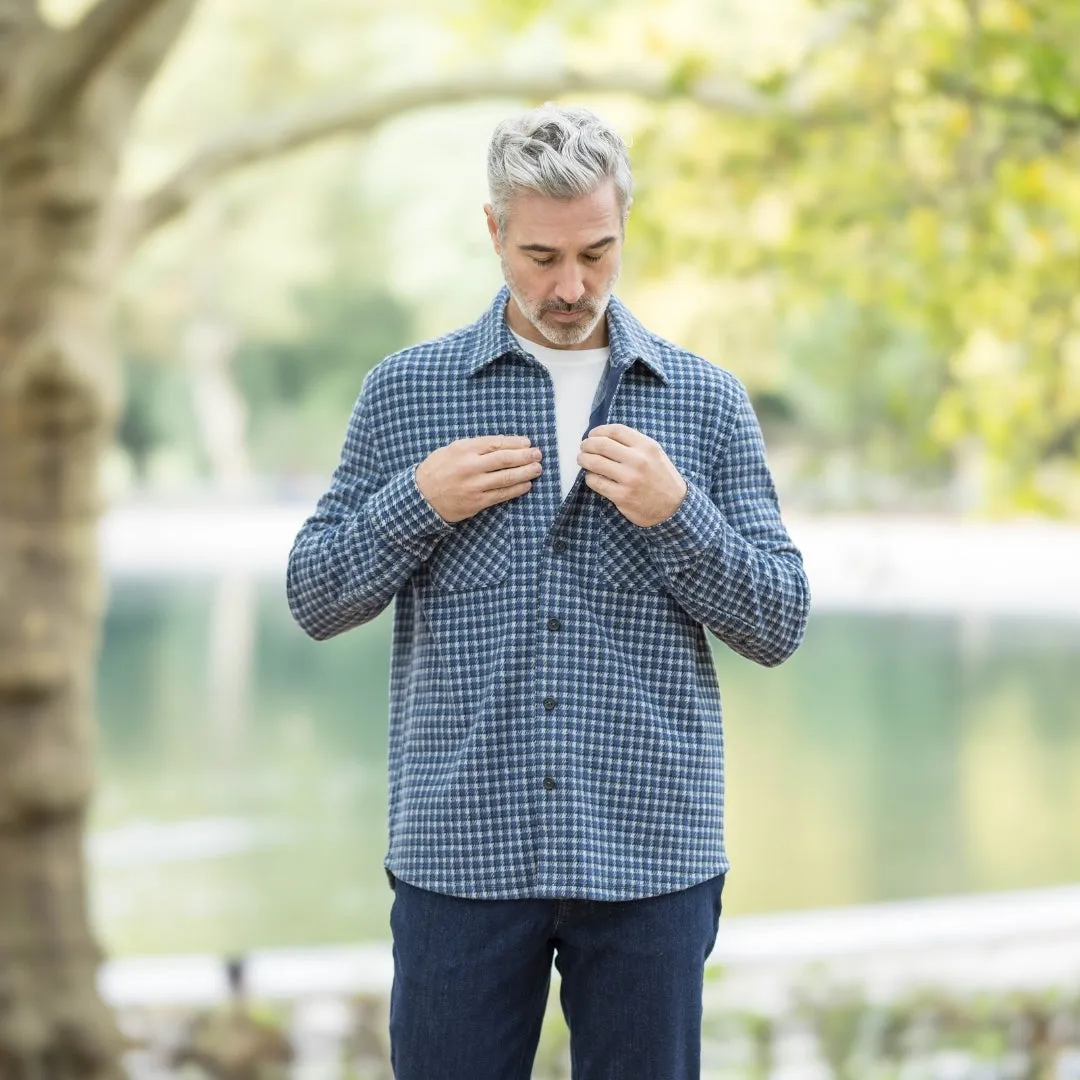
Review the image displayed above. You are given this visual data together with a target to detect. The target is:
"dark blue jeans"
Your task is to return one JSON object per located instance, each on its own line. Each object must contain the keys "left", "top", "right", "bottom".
{"left": 388, "top": 872, "right": 725, "bottom": 1080}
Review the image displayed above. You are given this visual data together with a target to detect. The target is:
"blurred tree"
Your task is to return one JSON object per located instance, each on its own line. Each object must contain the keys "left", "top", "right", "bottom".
{"left": 7, "top": 1, "right": 1073, "bottom": 1075}
{"left": 627, "top": 0, "right": 1080, "bottom": 514}
{"left": 169, "top": 957, "right": 292, "bottom": 1080}
{"left": 0, "top": 2, "right": 830, "bottom": 1077}
{"left": 115, "top": 167, "right": 416, "bottom": 485}
{"left": 235, "top": 282, "right": 412, "bottom": 479}
{"left": 0, "top": 9, "right": 205, "bottom": 1079}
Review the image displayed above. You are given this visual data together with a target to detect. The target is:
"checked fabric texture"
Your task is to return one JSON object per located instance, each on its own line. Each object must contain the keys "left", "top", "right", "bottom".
{"left": 287, "top": 287, "right": 810, "bottom": 901}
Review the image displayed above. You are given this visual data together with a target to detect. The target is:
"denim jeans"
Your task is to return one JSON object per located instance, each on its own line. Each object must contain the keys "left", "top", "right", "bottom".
{"left": 388, "top": 871, "right": 725, "bottom": 1080}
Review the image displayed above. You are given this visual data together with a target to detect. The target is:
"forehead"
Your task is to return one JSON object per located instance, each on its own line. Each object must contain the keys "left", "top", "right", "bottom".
{"left": 504, "top": 181, "right": 621, "bottom": 245}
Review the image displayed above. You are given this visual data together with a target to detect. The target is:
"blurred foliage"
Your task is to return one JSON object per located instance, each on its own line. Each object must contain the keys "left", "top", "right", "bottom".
{"left": 117, "top": 160, "right": 414, "bottom": 483}
{"left": 233, "top": 280, "right": 411, "bottom": 476}
{"left": 168, "top": 957, "right": 292, "bottom": 1080}
{"left": 628, "top": 0, "right": 1080, "bottom": 514}
{"left": 124, "top": 979, "right": 1080, "bottom": 1080}
{"left": 794, "top": 977, "right": 870, "bottom": 1080}
{"left": 111, "top": 0, "right": 1080, "bottom": 515}
{"left": 117, "top": 350, "right": 202, "bottom": 482}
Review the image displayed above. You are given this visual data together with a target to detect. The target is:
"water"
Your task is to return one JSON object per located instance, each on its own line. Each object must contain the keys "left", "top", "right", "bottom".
{"left": 90, "top": 577, "right": 1080, "bottom": 957}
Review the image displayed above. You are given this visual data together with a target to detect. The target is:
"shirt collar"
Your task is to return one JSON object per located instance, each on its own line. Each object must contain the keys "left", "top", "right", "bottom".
{"left": 468, "top": 285, "right": 668, "bottom": 384}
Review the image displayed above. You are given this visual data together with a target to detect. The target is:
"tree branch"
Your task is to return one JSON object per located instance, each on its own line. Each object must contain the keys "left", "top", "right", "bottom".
{"left": 931, "top": 72, "right": 1080, "bottom": 132}
{"left": 18, "top": 0, "right": 180, "bottom": 133}
{"left": 0, "top": 0, "right": 38, "bottom": 27}
{"left": 121, "top": 67, "right": 860, "bottom": 251}
{"left": 113, "top": 0, "right": 199, "bottom": 102}
{"left": 0, "top": 1, "right": 42, "bottom": 133}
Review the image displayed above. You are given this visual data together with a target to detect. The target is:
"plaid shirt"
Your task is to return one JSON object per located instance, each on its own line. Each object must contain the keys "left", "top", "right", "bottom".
{"left": 287, "top": 287, "right": 809, "bottom": 900}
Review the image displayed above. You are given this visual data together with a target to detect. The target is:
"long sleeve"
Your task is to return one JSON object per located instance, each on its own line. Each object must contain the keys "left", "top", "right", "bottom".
{"left": 286, "top": 370, "right": 454, "bottom": 641}
{"left": 638, "top": 380, "right": 810, "bottom": 666}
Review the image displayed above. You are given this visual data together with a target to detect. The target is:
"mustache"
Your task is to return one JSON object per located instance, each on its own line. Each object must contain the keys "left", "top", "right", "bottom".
{"left": 540, "top": 299, "right": 596, "bottom": 315}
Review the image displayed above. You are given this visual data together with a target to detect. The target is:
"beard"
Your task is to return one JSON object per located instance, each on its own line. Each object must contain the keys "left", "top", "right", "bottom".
{"left": 501, "top": 252, "right": 619, "bottom": 348}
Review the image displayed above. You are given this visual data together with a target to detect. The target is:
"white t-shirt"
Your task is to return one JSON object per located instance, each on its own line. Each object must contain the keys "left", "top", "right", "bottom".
{"left": 512, "top": 331, "right": 610, "bottom": 500}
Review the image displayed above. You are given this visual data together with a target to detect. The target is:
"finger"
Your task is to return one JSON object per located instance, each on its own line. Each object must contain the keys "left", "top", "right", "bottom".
{"left": 586, "top": 423, "right": 641, "bottom": 446}
{"left": 578, "top": 435, "right": 632, "bottom": 463}
{"left": 480, "top": 460, "right": 542, "bottom": 492}
{"left": 577, "top": 451, "right": 629, "bottom": 483}
{"left": 478, "top": 447, "right": 542, "bottom": 473}
{"left": 583, "top": 471, "right": 617, "bottom": 500}
{"left": 482, "top": 480, "right": 534, "bottom": 506}
{"left": 476, "top": 434, "right": 532, "bottom": 454}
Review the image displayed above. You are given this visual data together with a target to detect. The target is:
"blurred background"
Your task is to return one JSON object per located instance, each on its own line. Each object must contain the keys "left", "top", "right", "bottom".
{"left": 50, "top": 0, "right": 1080, "bottom": 1074}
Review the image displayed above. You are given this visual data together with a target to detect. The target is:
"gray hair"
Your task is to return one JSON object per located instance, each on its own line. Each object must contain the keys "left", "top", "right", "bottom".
{"left": 486, "top": 103, "right": 633, "bottom": 234}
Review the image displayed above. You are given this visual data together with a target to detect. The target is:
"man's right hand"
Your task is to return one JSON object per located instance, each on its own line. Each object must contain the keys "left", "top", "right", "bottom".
{"left": 415, "top": 435, "right": 543, "bottom": 523}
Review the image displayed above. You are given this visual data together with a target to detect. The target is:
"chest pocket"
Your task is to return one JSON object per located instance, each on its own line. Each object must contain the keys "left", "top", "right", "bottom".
{"left": 426, "top": 502, "right": 511, "bottom": 592}
{"left": 596, "top": 501, "right": 666, "bottom": 593}
{"left": 596, "top": 470, "right": 708, "bottom": 593}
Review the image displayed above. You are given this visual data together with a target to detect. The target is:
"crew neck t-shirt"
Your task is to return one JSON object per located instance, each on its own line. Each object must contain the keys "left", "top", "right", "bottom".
{"left": 512, "top": 331, "right": 610, "bottom": 500}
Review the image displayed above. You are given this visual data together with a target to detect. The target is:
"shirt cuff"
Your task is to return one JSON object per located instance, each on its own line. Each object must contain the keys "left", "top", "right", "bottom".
{"left": 634, "top": 478, "right": 723, "bottom": 574}
{"left": 366, "top": 464, "right": 456, "bottom": 555}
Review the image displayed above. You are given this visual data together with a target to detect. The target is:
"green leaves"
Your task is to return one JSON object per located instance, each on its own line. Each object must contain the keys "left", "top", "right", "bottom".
{"left": 628, "top": 0, "right": 1080, "bottom": 514}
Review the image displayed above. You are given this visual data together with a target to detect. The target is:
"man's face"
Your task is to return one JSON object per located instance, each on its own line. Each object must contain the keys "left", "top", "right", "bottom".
{"left": 486, "top": 180, "right": 624, "bottom": 350}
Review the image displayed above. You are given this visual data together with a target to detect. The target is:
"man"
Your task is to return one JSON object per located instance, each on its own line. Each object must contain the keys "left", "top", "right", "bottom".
{"left": 287, "top": 103, "right": 809, "bottom": 1080}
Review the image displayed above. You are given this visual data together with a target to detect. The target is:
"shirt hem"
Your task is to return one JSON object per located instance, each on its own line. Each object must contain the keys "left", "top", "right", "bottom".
{"left": 382, "top": 857, "right": 731, "bottom": 903}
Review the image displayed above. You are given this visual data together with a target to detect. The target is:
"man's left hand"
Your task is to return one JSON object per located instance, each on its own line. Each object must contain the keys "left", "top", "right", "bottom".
{"left": 578, "top": 424, "right": 688, "bottom": 528}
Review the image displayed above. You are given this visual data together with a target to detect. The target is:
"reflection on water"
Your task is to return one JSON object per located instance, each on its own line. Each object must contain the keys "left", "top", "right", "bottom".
{"left": 90, "top": 577, "right": 1080, "bottom": 957}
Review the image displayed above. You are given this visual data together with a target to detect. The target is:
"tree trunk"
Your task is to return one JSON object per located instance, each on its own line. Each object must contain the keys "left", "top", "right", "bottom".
{"left": 184, "top": 315, "right": 250, "bottom": 493}
{"left": 0, "top": 78, "right": 129, "bottom": 1080}
{"left": 181, "top": 198, "right": 252, "bottom": 494}
{"left": 207, "top": 572, "right": 257, "bottom": 755}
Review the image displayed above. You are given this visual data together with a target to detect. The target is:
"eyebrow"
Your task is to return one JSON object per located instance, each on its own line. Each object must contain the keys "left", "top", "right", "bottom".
{"left": 517, "top": 236, "right": 618, "bottom": 254}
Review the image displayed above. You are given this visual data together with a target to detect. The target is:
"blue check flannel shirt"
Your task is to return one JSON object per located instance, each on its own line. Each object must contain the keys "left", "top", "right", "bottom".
{"left": 287, "top": 286, "right": 809, "bottom": 901}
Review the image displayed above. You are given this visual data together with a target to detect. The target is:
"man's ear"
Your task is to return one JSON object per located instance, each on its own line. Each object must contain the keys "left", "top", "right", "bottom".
{"left": 483, "top": 203, "right": 501, "bottom": 254}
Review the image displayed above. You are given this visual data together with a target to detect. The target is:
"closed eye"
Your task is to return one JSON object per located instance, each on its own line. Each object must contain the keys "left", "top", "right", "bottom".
{"left": 530, "top": 252, "right": 604, "bottom": 267}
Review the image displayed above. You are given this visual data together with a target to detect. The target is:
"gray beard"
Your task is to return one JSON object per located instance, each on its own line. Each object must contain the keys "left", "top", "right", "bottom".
{"left": 501, "top": 256, "right": 617, "bottom": 347}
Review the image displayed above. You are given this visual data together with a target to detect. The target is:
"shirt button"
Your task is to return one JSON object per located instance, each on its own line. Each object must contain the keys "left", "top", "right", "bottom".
{"left": 543, "top": 696, "right": 557, "bottom": 712}
{"left": 552, "top": 539, "right": 567, "bottom": 554}
{"left": 542, "top": 776, "right": 557, "bottom": 792}
{"left": 546, "top": 617, "right": 561, "bottom": 632}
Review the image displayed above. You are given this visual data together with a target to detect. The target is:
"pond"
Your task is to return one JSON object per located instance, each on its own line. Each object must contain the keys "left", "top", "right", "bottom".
{"left": 89, "top": 576, "right": 1080, "bottom": 957}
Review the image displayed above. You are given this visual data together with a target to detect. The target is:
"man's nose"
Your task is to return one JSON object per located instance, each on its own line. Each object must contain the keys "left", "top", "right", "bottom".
{"left": 554, "top": 266, "right": 585, "bottom": 305}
